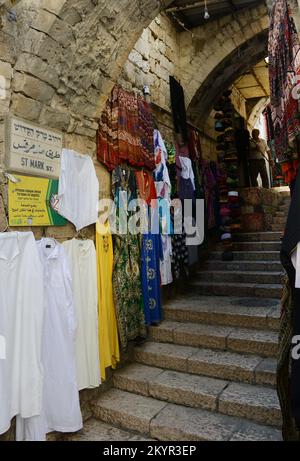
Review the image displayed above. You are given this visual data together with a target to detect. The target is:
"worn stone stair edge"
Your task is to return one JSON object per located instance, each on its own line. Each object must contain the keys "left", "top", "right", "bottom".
{"left": 133, "top": 341, "right": 277, "bottom": 386}
{"left": 148, "top": 321, "right": 278, "bottom": 358}
{"left": 112, "top": 364, "right": 281, "bottom": 427}
{"left": 91, "top": 389, "right": 282, "bottom": 441}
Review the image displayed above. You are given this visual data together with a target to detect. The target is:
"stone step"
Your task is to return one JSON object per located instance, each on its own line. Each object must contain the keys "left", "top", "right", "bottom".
{"left": 270, "top": 224, "right": 284, "bottom": 231}
{"left": 279, "top": 204, "right": 289, "bottom": 212}
{"left": 218, "top": 381, "right": 281, "bottom": 426}
{"left": 113, "top": 364, "right": 281, "bottom": 427}
{"left": 163, "top": 296, "right": 280, "bottom": 331}
{"left": 209, "top": 251, "right": 280, "bottom": 261}
{"left": 232, "top": 241, "right": 281, "bottom": 252}
{"left": 232, "top": 232, "right": 281, "bottom": 242}
{"left": 91, "top": 388, "right": 282, "bottom": 441}
{"left": 197, "top": 270, "right": 282, "bottom": 285}
{"left": 203, "top": 260, "right": 282, "bottom": 272}
{"left": 274, "top": 211, "right": 286, "bottom": 218}
{"left": 134, "top": 341, "right": 277, "bottom": 386}
{"left": 189, "top": 281, "right": 282, "bottom": 298}
{"left": 273, "top": 216, "right": 287, "bottom": 225}
{"left": 148, "top": 321, "right": 278, "bottom": 357}
{"left": 66, "top": 418, "right": 154, "bottom": 441}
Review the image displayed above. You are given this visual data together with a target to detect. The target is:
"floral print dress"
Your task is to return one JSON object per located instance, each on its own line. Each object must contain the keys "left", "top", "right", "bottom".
{"left": 112, "top": 166, "right": 145, "bottom": 350}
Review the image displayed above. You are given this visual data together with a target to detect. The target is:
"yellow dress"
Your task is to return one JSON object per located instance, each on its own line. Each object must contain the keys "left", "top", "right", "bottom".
{"left": 96, "top": 221, "right": 120, "bottom": 380}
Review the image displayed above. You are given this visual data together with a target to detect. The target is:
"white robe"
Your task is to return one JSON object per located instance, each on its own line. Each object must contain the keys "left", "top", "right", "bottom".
{"left": 58, "top": 149, "right": 99, "bottom": 231}
{"left": 291, "top": 242, "right": 300, "bottom": 288}
{"left": 63, "top": 239, "right": 101, "bottom": 390}
{"left": 16, "top": 238, "right": 82, "bottom": 441}
{"left": 0, "top": 232, "right": 44, "bottom": 435}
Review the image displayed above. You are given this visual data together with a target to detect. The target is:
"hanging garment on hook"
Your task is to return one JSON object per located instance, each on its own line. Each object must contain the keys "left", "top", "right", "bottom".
{"left": 58, "top": 149, "right": 99, "bottom": 231}
{"left": 63, "top": 238, "right": 101, "bottom": 390}
{"left": 0, "top": 232, "right": 44, "bottom": 436}
{"left": 16, "top": 238, "right": 82, "bottom": 441}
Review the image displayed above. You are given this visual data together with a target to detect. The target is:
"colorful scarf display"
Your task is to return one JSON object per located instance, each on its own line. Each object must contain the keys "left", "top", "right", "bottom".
{"left": 97, "top": 86, "right": 155, "bottom": 171}
{"left": 268, "top": 0, "right": 300, "bottom": 163}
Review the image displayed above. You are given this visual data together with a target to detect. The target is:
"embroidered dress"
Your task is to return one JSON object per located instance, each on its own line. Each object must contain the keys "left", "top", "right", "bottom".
{"left": 141, "top": 233, "right": 163, "bottom": 325}
{"left": 112, "top": 166, "right": 145, "bottom": 350}
{"left": 171, "top": 221, "right": 189, "bottom": 281}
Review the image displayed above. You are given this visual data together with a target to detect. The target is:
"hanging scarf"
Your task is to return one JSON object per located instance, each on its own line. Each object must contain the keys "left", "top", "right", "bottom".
{"left": 268, "top": 0, "right": 300, "bottom": 163}
{"left": 97, "top": 86, "right": 155, "bottom": 170}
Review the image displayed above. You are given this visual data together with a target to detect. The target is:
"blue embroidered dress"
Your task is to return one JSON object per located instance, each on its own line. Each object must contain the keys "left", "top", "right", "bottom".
{"left": 141, "top": 232, "right": 163, "bottom": 325}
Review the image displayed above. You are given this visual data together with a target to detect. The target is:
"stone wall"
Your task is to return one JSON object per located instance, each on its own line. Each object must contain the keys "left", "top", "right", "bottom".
{"left": 118, "top": 13, "right": 180, "bottom": 113}
{"left": 239, "top": 187, "right": 281, "bottom": 232}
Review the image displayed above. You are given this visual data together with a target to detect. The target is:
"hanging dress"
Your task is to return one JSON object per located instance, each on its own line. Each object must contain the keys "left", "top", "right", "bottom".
{"left": 154, "top": 130, "right": 173, "bottom": 286}
{"left": 112, "top": 166, "right": 145, "bottom": 350}
{"left": 96, "top": 221, "right": 120, "bottom": 381}
{"left": 62, "top": 239, "right": 101, "bottom": 391}
{"left": 135, "top": 169, "right": 163, "bottom": 325}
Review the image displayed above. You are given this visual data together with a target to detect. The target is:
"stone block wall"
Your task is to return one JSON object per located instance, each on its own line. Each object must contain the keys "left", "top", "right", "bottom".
{"left": 239, "top": 187, "right": 281, "bottom": 232}
{"left": 118, "top": 14, "right": 180, "bottom": 113}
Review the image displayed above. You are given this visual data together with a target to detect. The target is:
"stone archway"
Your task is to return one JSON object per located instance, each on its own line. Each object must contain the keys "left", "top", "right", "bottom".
{"left": 186, "top": 29, "right": 269, "bottom": 128}
{"left": 248, "top": 96, "right": 270, "bottom": 131}
{"left": 2, "top": 0, "right": 173, "bottom": 135}
{"left": 174, "top": 2, "right": 269, "bottom": 128}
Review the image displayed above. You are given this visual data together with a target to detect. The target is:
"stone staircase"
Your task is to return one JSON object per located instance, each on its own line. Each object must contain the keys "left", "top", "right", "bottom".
{"left": 69, "top": 192, "right": 291, "bottom": 442}
{"left": 270, "top": 197, "right": 290, "bottom": 232}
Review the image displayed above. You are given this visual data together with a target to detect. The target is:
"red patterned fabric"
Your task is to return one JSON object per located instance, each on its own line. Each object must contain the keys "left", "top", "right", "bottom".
{"left": 268, "top": 0, "right": 300, "bottom": 163}
{"left": 97, "top": 86, "right": 155, "bottom": 171}
{"left": 135, "top": 170, "right": 157, "bottom": 205}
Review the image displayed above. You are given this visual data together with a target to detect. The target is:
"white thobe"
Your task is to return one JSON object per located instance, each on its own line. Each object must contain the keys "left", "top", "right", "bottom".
{"left": 291, "top": 242, "right": 300, "bottom": 288}
{"left": 16, "top": 238, "right": 82, "bottom": 440}
{"left": 63, "top": 239, "right": 101, "bottom": 390}
{"left": 0, "top": 232, "right": 44, "bottom": 435}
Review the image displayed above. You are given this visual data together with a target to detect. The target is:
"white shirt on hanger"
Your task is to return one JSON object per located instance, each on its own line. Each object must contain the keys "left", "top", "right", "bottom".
{"left": 291, "top": 242, "right": 300, "bottom": 288}
{"left": 0, "top": 232, "right": 44, "bottom": 436}
{"left": 63, "top": 238, "right": 101, "bottom": 391}
{"left": 16, "top": 238, "right": 82, "bottom": 441}
{"left": 179, "top": 156, "right": 195, "bottom": 191}
{"left": 58, "top": 149, "right": 99, "bottom": 231}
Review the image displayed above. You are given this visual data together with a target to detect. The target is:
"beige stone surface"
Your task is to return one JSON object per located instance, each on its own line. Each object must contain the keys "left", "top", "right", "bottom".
{"left": 134, "top": 341, "right": 198, "bottom": 372}
{"left": 113, "top": 363, "right": 164, "bottom": 396}
{"left": 13, "top": 73, "right": 56, "bottom": 103}
{"left": 187, "top": 348, "right": 262, "bottom": 383}
{"left": 229, "top": 421, "right": 282, "bottom": 441}
{"left": 91, "top": 389, "right": 167, "bottom": 435}
{"left": 150, "top": 404, "right": 239, "bottom": 441}
{"left": 67, "top": 418, "right": 154, "bottom": 441}
{"left": 149, "top": 370, "right": 228, "bottom": 411}
{"left": 11, "top": 93, "right": 43, "bottom": 121}
{"left": 218, "top": 382, "right": 281, "bottom": 426}
{"left": 173, "top": 322, "right": 232, "bottom": 349}
{"left": 164, "top": 296, "right": 280, "bottom": 331}
{"left": 255, "top": 358, "right": 277, "bottom": 386}
{"left": 227, "top": 328, "right": 278, "bottom": 358}
{"left": 149, "top": 321, "right": 180, "bottom": 343}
